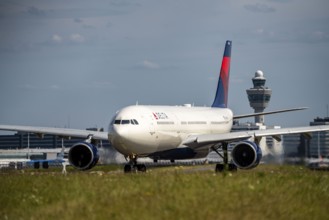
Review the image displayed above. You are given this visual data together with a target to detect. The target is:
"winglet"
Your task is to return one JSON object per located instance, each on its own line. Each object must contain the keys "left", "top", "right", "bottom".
{"left": 212, "top": 40, "right": 232, "bottom": 108}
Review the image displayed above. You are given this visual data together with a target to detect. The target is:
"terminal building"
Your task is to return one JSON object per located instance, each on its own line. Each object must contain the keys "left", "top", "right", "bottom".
{"left": 283, "top": 117, "right": 329, "bottom": 161}
{"left": 0, "top": 129, "right": 110, "bottom": 150}
{"left": 0, "top": 128, "right": 116, "bottom": 164}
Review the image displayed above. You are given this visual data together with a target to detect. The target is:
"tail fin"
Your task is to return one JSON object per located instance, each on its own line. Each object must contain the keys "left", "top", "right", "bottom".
{"left": 211, "top": 40, "right": 232, "bottom": 108}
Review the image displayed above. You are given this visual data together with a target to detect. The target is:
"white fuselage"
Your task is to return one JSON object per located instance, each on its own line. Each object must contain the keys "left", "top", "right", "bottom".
{"left": 108, "top": 105, "right": 233, "bottom": 159}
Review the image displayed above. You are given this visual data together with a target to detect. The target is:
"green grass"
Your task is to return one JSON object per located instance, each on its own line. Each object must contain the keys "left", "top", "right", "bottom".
{"left": 1, "top": 165, "right": 329, "bottom": 220}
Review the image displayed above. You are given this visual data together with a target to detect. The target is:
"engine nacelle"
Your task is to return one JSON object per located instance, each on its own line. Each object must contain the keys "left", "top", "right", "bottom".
{"left": 231, "top": 141, "right": 262, "bottom": 169}
{"left": 68, "top": 142, "right": 99, "bottom": 170}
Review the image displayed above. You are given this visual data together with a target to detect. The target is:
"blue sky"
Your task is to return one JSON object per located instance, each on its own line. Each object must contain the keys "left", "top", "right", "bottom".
{"left": 0, "top": 0, "right": 328, "bottom": 131}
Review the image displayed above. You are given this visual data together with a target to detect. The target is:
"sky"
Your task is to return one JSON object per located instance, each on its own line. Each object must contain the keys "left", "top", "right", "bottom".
{"left": 0, "top": 0, "right": 329, "bottom": 132}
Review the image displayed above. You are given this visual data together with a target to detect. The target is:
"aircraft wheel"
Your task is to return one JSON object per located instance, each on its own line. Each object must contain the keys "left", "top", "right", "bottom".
{"left": 228, "top": 163, "right": 237, "bottom": 172}
{"left": 34, "top": 162, "right": 40, "bottom": 169}
{"left": 124, "top": 164, "right": 132, "bottom": 173}
{"left": 42, "top": 162, "right": 49, "bottom": 169}
{"left": 215, "top": 164, "right": 224, "bottom": 172}
{"left": 137, "top": 164, "right": 147, "bottom": 172}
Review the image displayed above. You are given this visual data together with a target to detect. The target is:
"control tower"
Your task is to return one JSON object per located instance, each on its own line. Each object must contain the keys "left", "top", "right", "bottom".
{"left": 246, "top": 70, "right": 272, "bottom": 124}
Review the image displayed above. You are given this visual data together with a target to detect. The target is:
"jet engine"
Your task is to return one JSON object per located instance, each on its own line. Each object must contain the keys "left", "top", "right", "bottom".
{"left": 231, "top": 141, "right": 262, "bottom": 169}
{"left": 68, "top": 142, "right": 99, "bottom": 170}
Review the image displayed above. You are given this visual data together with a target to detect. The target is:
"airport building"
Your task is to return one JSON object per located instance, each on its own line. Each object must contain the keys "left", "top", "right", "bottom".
{"left": 0, "top": 129, "right": 110, "bottom": 150}
{"left": 309, "top": 117, "right": 329, "bottom": 157}
{"left": 0, "top": 128, "right": 114, "bottom": 164}
{"left": 283, "top": 117, "right": 329, "bottom": 161}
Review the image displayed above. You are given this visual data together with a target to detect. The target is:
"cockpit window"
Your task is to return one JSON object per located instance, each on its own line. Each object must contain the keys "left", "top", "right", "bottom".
{"left": 113, "top": 119, "right": 139, "bottom": 125}
{"left": 121, "top": 120, "right": 130, "bottom": 124}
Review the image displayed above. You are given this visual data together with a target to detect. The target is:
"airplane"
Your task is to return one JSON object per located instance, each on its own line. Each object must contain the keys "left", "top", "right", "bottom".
{"left": 1, "top": 40, "right": 329, "bottom": 173}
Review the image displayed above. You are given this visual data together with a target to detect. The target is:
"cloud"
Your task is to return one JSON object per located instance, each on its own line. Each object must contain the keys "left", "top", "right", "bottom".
{"left": 82, "top": 24, "right": 95, "bottom": 29}
{"left": 22, "top": 84, "right": 38, "bottom": 90}
{"left": 21, "top": 84, "right": 61, "bottom": 90}
{"left": 74, "top": 18, "right": 83, "bottom": 23}
{"left": 75, "top": 81, "right": 114, "bottom": 90}
{"left": 106, "top": 21, "right": 112, "bottom": 28}
{"left": 109, "top": 0, "right": 141, "bottom": 7}
{"left": 41, "top": 33, "right": 87, "bottom": 47}
{"left": 50, "top": 85, "right": 60, "bottom": 90}
{"left": 253, "top": 28, "right": 275, "bottom": 38}
{"left": 26, "top": 6, "right": 46, "bottom": 17}
{"left": 90, "top": 81, "right": 114, "bottom": 89}
{"left": 311, "top": 31, "right": 329, "bottom": 42}
{"left": 69, "top": 34, "right": 85, "bottom": 43}
{"left": 268, "top": 0, "right": 291, "bottom": 3}
{"left": 73, "top": 18, "right": 95, "bottom": 29}
{"left": 142, "top": 60, "right": 160, "bottom": 69}
{"left": 51, "top": 34, "right": 63, "bottom": 44}
{"left": 244, "top": 3, "right": 276, "bottom": 13}
{"left": 21, "top": 5, "right": 130, "bottom": 20}
{"left": 251, "top": 28, "right": 329, "bottom": 43}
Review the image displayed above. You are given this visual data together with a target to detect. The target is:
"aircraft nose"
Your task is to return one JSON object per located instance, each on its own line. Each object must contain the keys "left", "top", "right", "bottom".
{"left": 111, "top": 125, "right": 130, "bottom": 142}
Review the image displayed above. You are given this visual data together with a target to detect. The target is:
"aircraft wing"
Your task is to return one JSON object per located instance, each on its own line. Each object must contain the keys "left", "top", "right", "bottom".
{"left": 0, "top": 125, "right": 108, "bottom": 140}
{"left": 183, "top": 125, "right": 329, "bottom": 148}
{"left": 233, "top": 107, "right": 307, "bottom": 120}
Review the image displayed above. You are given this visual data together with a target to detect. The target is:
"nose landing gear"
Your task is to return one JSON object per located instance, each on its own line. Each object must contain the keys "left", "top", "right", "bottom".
{"left": 124, "top": 155, "right": 147, "bottom": 173}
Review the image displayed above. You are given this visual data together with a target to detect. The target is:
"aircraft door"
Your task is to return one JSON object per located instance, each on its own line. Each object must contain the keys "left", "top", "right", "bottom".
{"left": 148, "top": 113, "right": 156, "bottom": 135}
{"left": 141, "top": 113, "right": 157, "bottom": 147}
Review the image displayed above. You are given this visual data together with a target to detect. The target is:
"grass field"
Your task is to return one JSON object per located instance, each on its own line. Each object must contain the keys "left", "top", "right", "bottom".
{"left": 1, "top": 164, "right": 329, "bottom": 220}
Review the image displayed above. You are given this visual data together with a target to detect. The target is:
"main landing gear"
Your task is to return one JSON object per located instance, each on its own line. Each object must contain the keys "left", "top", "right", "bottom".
{"left": 212, "top": 142, "right": 237, "bottom": 172}
{"left": 215, "top": 163, "right": 237, "bottom": 172}
{"left": 124, "top": 155, "right": 147, "bottom": 173}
